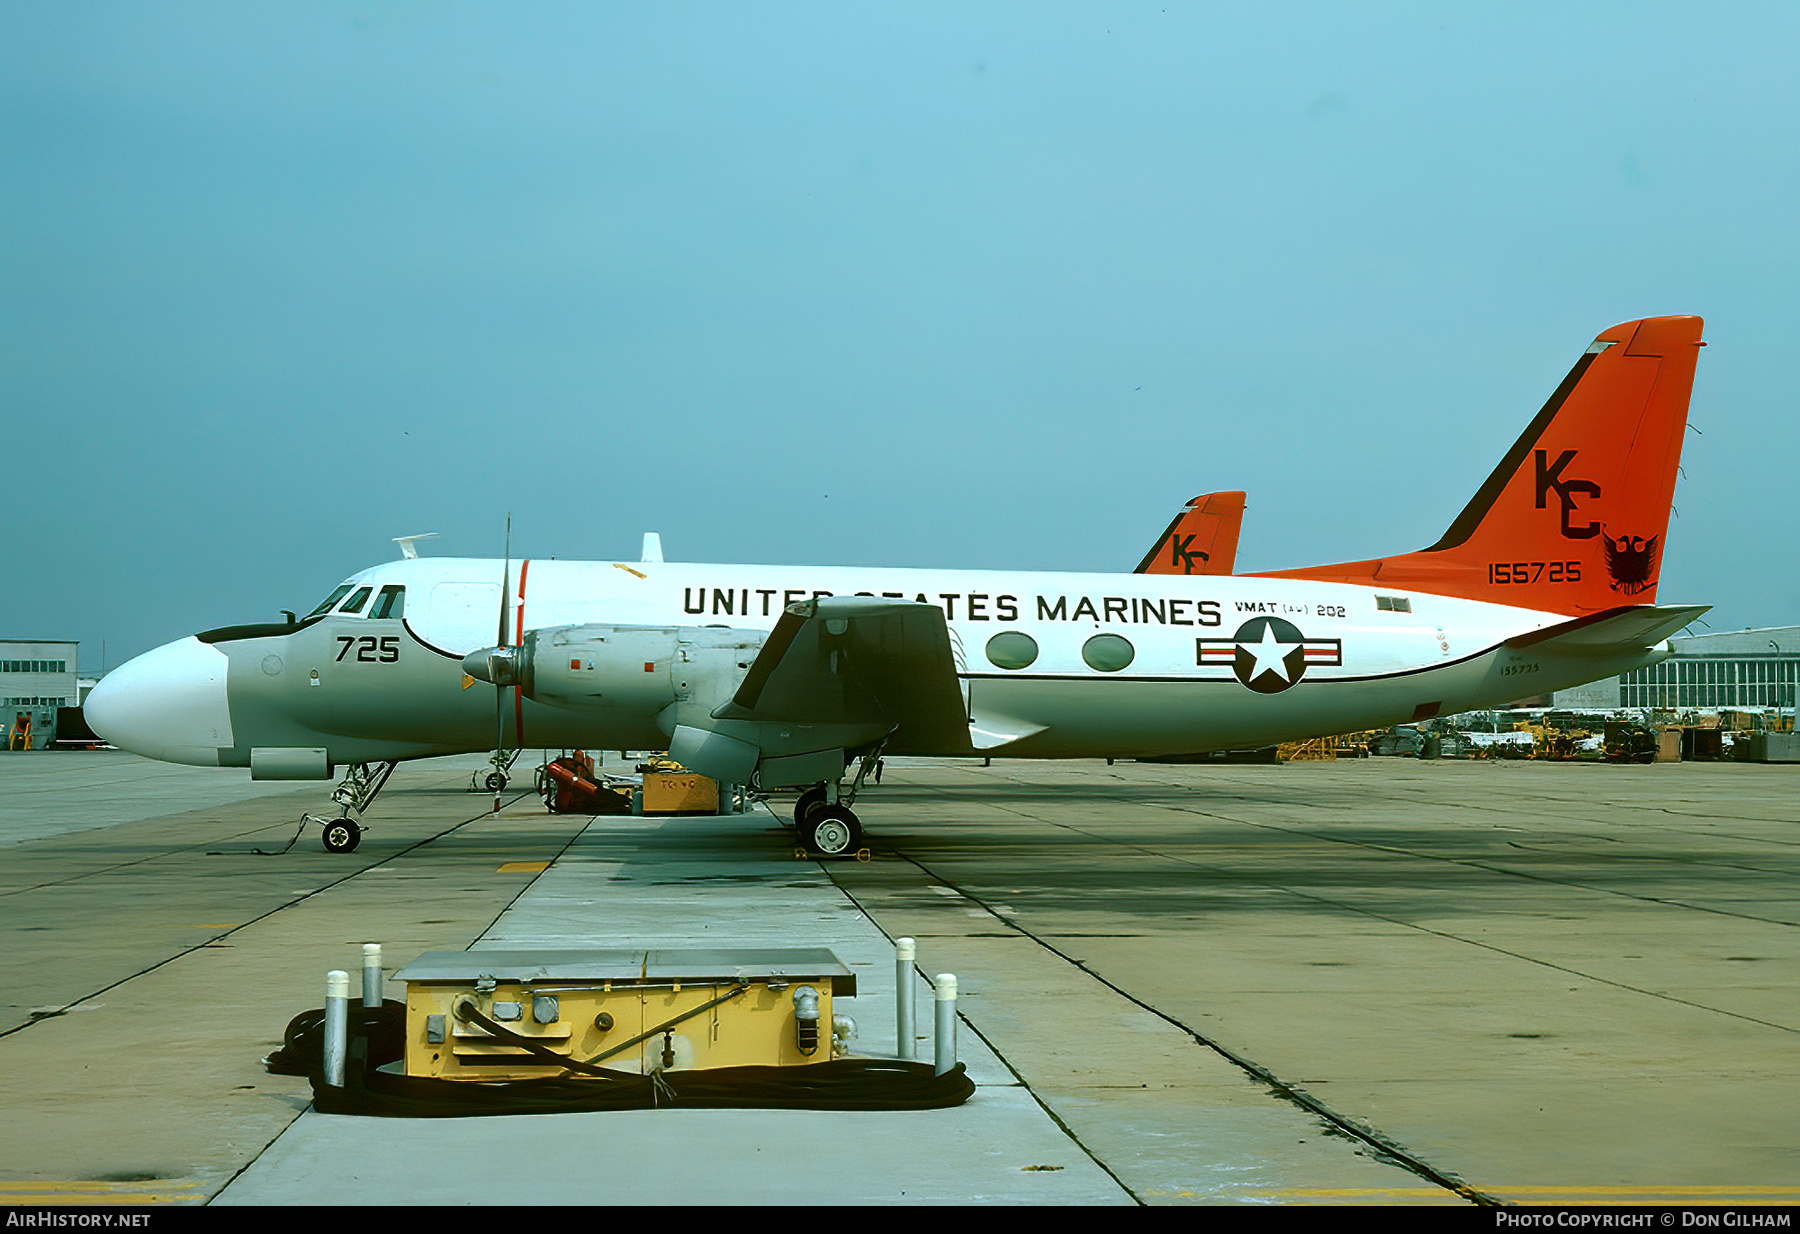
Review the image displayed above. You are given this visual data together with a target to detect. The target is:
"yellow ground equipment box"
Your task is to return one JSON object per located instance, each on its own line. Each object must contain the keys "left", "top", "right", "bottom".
{"left": 392, "top": 948, "right": 856, "bottom": 1081}
{"left": 640, "top": 771, "right": 719, "bottom": 814}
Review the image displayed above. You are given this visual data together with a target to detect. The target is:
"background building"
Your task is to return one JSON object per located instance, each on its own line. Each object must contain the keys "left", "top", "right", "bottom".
{"left": 1553, "top": 626, "right": 1800, "bottom": 713}
{"left": 2, "top": 640, "right": 80, "bottom": 749}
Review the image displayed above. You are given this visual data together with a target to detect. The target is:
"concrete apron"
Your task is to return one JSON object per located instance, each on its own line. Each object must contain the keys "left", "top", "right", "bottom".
{"left": 214, "top": 809, "right": 1136, "bottom": 1206}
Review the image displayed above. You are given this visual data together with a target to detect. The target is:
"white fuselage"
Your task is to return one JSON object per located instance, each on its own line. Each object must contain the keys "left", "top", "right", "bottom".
{"left": 362, "top": 556, "right": 1624, "bottom": 756}
{"left": 85, "top": 555, "right": 1662, "bottom": 770}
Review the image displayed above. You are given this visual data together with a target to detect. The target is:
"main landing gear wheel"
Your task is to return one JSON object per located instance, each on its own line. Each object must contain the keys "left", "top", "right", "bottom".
{"left": 793, "top": 786, "right": 827, "bottom": 828}
{"left": 803, "top": 804, "right": 862, "bottom": 857}
{"left": 321, "top": 817, "right": 362, "bottom": 854}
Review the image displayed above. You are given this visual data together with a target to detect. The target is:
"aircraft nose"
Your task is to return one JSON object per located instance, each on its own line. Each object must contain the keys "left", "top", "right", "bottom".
{"left": 85, "top": 636, "right": 235, "bottom": 766}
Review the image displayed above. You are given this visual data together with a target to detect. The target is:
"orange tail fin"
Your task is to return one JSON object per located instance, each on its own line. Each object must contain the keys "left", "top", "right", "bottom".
{"left": 1136, "top": 491, "right": 1246, "bottom": 575}
{"left": 1253, "top": 316, "right": 1704, "bottom": 615}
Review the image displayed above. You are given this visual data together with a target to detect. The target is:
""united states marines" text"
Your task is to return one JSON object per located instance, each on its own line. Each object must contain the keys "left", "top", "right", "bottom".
{"left": 681, "top": 587, "right": 1223, "bottom": 627}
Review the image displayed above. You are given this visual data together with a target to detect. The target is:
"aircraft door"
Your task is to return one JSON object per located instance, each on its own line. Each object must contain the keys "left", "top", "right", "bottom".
{"left": 420, "top": 582, "right": 505, "bottom": 655}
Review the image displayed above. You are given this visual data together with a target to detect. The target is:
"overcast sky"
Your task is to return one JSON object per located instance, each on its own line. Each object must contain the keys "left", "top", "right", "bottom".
{"left": 4, "top": 2, "right": 1797, "bottom": 670}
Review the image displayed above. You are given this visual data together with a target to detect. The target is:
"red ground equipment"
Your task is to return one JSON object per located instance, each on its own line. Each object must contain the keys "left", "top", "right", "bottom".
{"left": 540, "top": 751, "right": 633, "bottom": 815}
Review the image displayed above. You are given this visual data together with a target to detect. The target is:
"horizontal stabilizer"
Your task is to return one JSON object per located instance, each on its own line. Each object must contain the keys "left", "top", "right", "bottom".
{"left": 1505, "top": 604, "right": 1711, "bottom": 655}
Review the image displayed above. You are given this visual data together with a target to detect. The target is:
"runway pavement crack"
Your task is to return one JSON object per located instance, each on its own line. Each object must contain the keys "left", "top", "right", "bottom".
{"left": 0, "top": 792, "right": 540, "bottom": 1043}
{"left": 0, "top": 818, "right": 313, "bottom": 898}
{"left": 205, "top": 797, "right": 591, "bottom": 1204}
{"left": 913, "top": 776, "right": 1800, "bottom": 1036}
{"left": 821, "top": 869, "right": 1146, "bottom": 1205}
{"left": 1152, "top": 803, "right": 1800, "bottom": 931}
{"left": 826, "top": 844, "right": 1495, "bottom": 1208}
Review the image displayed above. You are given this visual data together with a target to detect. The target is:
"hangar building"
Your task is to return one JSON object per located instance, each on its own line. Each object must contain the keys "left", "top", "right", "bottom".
{"left": 2, "top": 639, "right": 80, "bottom": 750}
{"left": 1553, "top": 625, "right": 1800, "bottom": 713}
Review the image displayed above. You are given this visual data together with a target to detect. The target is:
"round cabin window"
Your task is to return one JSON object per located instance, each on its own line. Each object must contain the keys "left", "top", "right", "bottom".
{"left": 1081, "top": 633, "right": 1135, "bottom": 673}
{"left": 985, "top": 631, "right": 1040, "bottom": 671}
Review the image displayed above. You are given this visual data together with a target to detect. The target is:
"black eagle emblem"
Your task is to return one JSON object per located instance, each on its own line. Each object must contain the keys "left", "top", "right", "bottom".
{"left": 1604, "top": 532, "right": 1659, "bottom": 594}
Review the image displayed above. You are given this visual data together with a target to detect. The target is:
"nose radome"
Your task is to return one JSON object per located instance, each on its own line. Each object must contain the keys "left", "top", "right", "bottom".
{"left": 85, "top": 636, "right": 234, "bottom": 766}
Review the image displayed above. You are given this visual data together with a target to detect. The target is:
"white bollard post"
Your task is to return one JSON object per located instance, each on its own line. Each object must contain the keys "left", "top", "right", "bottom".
{"left": 895, "top": 938, "right": 916, "bottom": 1061}
{"left": 361, "top": 943, "right": 383, "bottom": 1009}
{"left": 934, "top": 973, "right": 958, "bottom": 1076}
{"left": 324, "top": 970, "right": 350, "bottom": 1088}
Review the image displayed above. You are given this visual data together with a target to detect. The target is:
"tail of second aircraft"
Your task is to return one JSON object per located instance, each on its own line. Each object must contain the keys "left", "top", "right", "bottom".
{"left": 1254, "top": 315, "right": 1704, "bottom": 616}
{"left": 1135, "top": 491, "right": 1245, "bottom": 576}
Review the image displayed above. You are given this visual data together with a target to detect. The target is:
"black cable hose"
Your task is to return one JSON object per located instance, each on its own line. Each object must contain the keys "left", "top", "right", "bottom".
{"left": 266, "top": 1003, "right": 975, "bottom": 1117}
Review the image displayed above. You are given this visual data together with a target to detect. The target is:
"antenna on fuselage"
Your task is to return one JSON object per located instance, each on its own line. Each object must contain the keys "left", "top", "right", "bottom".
{"left": 393, "top": 533, "right": 439, "bottom": 560}
{"left": 641, "top": 532, "right": 664, "bottom": 563}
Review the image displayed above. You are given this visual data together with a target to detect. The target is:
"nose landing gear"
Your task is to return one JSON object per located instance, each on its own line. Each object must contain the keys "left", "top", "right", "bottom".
{"left": 310, "top": 760, "right": 396, "bottom": 853}
{"left": 321, "top": 816, "right": 362, "bottom": 853}
{"left": 470, "top": 747, "right": 522, "bottom": 794}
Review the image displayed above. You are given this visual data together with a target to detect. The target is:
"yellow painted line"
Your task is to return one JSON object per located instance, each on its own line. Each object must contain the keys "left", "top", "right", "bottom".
{"left": 497, "top": 861, "right": 551, "bottom": 874}
{"left": 1244, "top": 1184, "right": 1800, "bottom": 1207}
{"left": 0, "top": 1180, "right": 204, "bottom": 1205}
{"left": 1253, "top": 1189, "right": 1469, "bottom": 1197}
{"left": 0, "top": 1180, "right": 202, "bottom": 1190}
{"left": 152, "top": 923, "right": 242, "bottom": 929}
{"left": 1149, "top": 1188, "right": 1463, "bottom": 1204}
{"left": 1267, "top": 1186, "right": 1800, "bottom": 1196}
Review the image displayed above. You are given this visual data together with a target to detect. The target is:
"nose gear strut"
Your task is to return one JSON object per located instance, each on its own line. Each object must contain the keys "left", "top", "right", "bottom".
{"left": 305, "top": 760, "right": 398, "bottom": 853}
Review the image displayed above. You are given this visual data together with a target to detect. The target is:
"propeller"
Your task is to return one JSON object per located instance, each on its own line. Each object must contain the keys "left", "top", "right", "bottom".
{"left": 495, "top": 515, "right": 511, "bottom": 806}
{"left": 460, "top": 515, "right": 518, "bottom": 812}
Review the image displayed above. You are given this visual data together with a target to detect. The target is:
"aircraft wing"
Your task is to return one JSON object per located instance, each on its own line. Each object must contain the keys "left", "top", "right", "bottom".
{"left": 1505, "top": 604, "right": 1711, "bottom": 655}
{"left": 712, "top": 596, "right": 970, "bottom": 752}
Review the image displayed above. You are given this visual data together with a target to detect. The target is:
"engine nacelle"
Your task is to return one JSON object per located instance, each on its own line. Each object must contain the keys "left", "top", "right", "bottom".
{"left": 524, "top": 625, "right": 683, "bottom": 713}
{"left": 464, "top": 619, "right": 886, "bottom": 788}
{"left": 505, "top": 624, "right": 767, "bottom": 721}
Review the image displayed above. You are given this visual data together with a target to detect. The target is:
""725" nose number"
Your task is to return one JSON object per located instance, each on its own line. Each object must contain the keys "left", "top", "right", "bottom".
{"left": 336, "top": 636, "right": 400, "bottom": 663}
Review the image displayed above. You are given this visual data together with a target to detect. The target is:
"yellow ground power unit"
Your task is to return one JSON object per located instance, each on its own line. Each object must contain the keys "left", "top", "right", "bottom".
{"left": 391, "top": 948, "right": 857, "bottom": 1081}
{"left": 640, "top": 770, "right": 720, "bottom": 814}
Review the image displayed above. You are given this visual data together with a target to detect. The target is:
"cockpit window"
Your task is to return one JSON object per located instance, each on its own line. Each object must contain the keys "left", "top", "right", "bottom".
{"left": 370, "top": 585, "right": 405, "bottom": 620}
{"left": 339, "top": 587, "right": 373, "bottom": 615}
{"left": 307, "top": 585, "right": 354, "bottom": 618}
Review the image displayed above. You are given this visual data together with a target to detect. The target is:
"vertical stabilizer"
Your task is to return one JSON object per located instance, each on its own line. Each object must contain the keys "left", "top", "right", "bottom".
{"left": 1254, "top": 316, "right": 1704, "bottom": 615}
{"left": 1135, "top": 491, "right": 1246, "bottom": 576}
